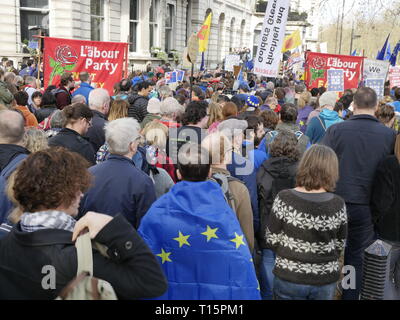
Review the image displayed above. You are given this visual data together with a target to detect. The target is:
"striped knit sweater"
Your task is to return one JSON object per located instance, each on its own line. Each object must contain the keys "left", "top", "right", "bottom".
{"left": 266, "top": 189, "right": 347, "bottom": 286}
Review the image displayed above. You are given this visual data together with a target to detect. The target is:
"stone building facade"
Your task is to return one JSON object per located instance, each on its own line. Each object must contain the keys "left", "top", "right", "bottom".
{"left": 0, "top": 0, "right": 318, "bottom": 71}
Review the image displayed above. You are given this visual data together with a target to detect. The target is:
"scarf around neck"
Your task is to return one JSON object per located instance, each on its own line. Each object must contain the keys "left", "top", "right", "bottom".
{"left": 20, "top": 210, "right": 76, "bottom": 233}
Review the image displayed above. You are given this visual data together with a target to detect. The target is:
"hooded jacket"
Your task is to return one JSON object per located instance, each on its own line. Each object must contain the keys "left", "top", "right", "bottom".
{"left": 305, "top": 109, "right": 343, "bottom": 144}
{"left": 128, "top": 94, "right": 149, "bottom": 123}
{"left": 256, "top": 157, "right": 298, "bottom": 249}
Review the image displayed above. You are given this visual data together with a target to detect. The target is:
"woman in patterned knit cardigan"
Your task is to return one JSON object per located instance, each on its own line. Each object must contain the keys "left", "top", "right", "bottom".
{"left": 266, "top": 144, "right": 347, "bottom": 300}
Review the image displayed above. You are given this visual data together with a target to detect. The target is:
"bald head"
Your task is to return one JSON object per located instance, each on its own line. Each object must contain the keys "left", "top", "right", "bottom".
{"left": 0, "top": 110, "right": 25, "bottom": 144}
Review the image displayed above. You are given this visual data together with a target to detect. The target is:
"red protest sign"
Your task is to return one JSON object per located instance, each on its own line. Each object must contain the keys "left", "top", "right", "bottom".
{"left": 305, "top": 52, "right": 364, "bottom": 91}
{"left": 44, "top": 37, "right": 128, "bottom": 95}
{"left": 389, "top": 66, "right": 400, "bottom": 89}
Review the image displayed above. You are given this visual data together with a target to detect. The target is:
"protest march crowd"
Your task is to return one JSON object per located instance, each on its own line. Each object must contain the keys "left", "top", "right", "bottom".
{"left": 0, "top": 50, "right": 400, "bottom": 301}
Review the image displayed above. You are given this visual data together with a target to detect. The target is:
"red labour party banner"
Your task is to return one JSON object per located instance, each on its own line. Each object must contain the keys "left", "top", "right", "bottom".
{"left": 305, "top": 52, "right": 364, "bottom": 91}
{"left": 44, "top": 37, "right": 128, "bottom": 95}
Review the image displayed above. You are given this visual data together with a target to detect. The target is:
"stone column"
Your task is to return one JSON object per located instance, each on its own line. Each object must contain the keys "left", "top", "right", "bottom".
{"left": 0, "top": 0, "right": 19, "bottom": 55}
{"left": 137, "top": 0, "right": 151, "bottom": 56}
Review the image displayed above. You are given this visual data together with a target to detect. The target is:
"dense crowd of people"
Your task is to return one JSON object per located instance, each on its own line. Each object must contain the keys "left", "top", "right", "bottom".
{"left": 0, "top": 56, "right": 400, "bottom": 300}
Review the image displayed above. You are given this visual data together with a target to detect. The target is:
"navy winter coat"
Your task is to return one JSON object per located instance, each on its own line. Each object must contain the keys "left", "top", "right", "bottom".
{"left": 322, "top": 115, "right": 396, "bottom": 205}
{"left": 79, "top": 154, "right": 157, "bottom": 228}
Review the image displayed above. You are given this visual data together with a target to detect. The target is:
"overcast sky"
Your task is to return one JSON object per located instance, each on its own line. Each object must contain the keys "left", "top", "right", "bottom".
{"left": 317, "top": 0, "right": 396, "bottom": 25}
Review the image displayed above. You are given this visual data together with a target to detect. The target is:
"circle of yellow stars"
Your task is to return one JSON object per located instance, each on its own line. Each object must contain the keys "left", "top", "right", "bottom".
{"left": 156, "top": 226, "right": 247, "bottom": 264}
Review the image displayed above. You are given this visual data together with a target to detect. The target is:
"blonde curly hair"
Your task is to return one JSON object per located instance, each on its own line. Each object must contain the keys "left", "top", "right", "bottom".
{"left": 23, "top": 128, "right": 49, "bottom": 153}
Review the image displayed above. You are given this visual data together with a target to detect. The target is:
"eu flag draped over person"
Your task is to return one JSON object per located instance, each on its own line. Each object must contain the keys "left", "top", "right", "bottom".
{"left": 138, "top": 180, "right": 261, "bottom": 300}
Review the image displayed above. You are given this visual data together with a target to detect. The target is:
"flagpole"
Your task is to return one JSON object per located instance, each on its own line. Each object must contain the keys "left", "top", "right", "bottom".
{"left": 338, "top": 0, "right": 345, "bottom": 55}
{"left": 37, "top": 28, "right": 42, "bottom": 85}
{"left": 190, "top": 62, "right": 194, "bottom": 101}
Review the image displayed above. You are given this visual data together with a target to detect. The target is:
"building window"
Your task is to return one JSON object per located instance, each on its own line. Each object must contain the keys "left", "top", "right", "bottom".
{"left": 253, "top": 23, "right": 263, "bottom": 57}
{"left": 229, "top": 18, "right": 235, "bottom": 53}
{"left": 149, "top": 0, "right": 159, "bottom": 50}
{"left": 91, "top": 0, "right": 104, "bottom": 41}
{"left": 165, "top": 4, "right": 174, "bottom": 52}
{"left": 20, "top": 0, "right": 49, "bottom": 43}
{"left": 129, "top": 0, "right": 139, "bottom": 52}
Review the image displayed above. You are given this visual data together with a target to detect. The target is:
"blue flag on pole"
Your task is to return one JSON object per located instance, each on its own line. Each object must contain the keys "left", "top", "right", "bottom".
{"left": 351, "top": 49, "right": 357, "bottom": 56}
{"left": 138, "top": 181, "right": 261, "bottom": 300}
{"left": 385, "top": 43, "right": 392, "bottom": 61}
{"left": 377, "top": 34, "right": 390, "bottom": 60}
{"left": 390, "top": 42, "right": 400, "bottom": 66}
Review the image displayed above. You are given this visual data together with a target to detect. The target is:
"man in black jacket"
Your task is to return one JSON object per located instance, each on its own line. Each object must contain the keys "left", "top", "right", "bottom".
{"left": 128, "top": 81, "right": 154, "bottom": 123}
{"left": 0, "top": 110, "right": 30, "bottom": 224}
{"left": 86, "top": 88, "right": 110, "bottom": 153}
{"left": 322, "top": 87, "right": 396, "bottom": 300}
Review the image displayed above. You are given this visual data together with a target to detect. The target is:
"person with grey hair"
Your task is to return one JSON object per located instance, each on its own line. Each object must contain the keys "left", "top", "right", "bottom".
{"left": 158, "top": 85, "right": 173, "bottom": 101}
{"left": 266, "top": 81, "right": 275, "bottom": 91}
{"left": 24, "top": 76, "right": 38, "bottom": 107}
{"left": 13, "top": 75, "right": 24, "bottom": 90}
{"left": 45, "top": 110, "right": 65, "bottom": 138}
{"left": 86, "top": 88, "right": 110, "bottom": 152}
{"left": 0, "top": 110, "right": 30, "bottom": 224}
{"left": 159, "top": 97, "right": 184, "bottom": 129}
{"left": 79, "top": 118, "right": 157, "bottom": 229}
{"left": 71, "top": 94, "right": 86, "bottom": 105}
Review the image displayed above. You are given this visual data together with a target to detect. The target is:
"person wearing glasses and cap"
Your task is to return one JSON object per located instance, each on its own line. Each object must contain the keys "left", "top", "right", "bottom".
{"left": 49, "top": 103, "right": 96, "bottom": 165}
{"left": 78, "top": 118, "right": 157, "bottom": 230}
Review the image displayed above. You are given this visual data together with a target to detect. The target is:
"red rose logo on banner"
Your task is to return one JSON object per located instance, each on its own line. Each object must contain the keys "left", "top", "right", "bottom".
{"left": 311, "top": 56, "right": 327, "bottom": 70}
{"left": 55, "top": 45, "right": 78, "bottom": 65}
{"left": 44, "top": 37, "right": 128, "bottom": 95}
{"left": 48, "top": 45, "right": 79, "bottom": 85}
{"left": 305, "top": 52, "right": 364, "bottom": 91}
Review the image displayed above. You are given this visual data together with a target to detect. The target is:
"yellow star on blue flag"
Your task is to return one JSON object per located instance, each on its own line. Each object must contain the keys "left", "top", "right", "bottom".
{"left": 157, "top": 248, "right": 172, "bottom": 264}
{"left": 201, "top": 225, "right": 219, "bottom": 242}
{"left": 173, "top": 231, "right": 191, "bottom": 248}
{"left": 230, "top": 233, "right": 246, "bottom": 249}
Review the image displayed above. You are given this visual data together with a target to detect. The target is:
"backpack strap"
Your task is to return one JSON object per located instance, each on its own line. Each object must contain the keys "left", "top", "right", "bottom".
{"left": 75, "top": 230, "right": 93, "bottom": 276}
{"left": 0, "top": 154, "right": 28, "bottom": 179}
{"left": 316, "top": 116, "right": 327, "bottom": 132}
{"left": 211, "top": 173, "right": 237, "bottom": 214}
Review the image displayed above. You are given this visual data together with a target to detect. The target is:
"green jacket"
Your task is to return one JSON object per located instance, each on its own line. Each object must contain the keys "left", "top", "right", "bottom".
{"left": 0, "top": 81, "right": 13, "bottom": 107}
